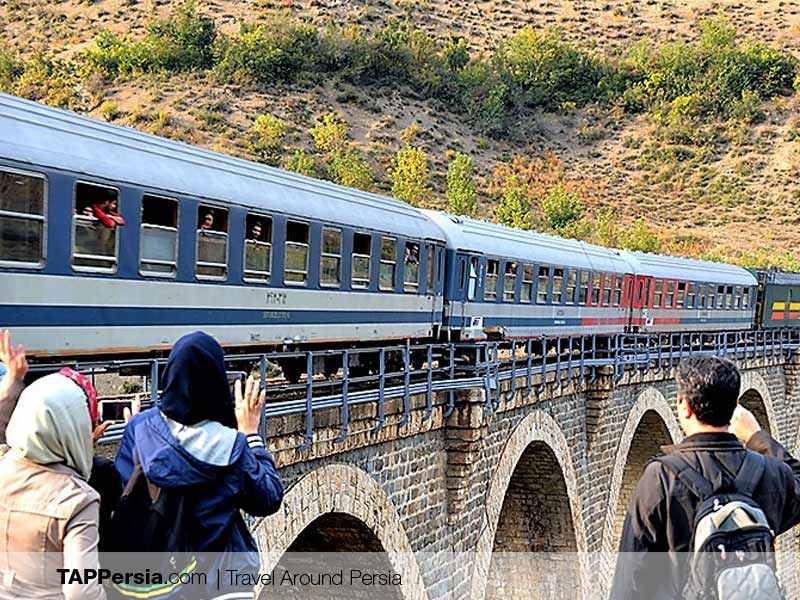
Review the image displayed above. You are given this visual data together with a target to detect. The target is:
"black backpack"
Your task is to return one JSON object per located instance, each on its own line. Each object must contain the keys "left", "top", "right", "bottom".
{"left": 104, "top": 451, "right": 199, "bottom": 599}
{"left": 655, "top": 451, "right": 784, "bottom": 600}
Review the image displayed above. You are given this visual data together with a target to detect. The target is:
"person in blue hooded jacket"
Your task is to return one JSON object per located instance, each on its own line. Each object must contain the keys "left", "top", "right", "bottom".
{"left": 113, "top": 331, "right": 284, "bottom": 599}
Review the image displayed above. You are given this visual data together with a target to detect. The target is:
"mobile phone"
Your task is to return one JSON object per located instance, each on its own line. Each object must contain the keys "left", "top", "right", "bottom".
{"left": 101, "top": 399, "right": 133, "bottom": 422}
{"left": 227, "top": 371, "right": 247, "bottom": 396}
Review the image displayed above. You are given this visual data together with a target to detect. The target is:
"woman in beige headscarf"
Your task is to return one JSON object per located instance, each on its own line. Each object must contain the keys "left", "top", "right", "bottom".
{"left": 0, "top": 363, "right": 105, "bottom": 600}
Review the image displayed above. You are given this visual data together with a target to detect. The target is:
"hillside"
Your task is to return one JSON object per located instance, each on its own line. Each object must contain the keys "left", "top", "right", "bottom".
{"left": 2, "top": 0, "right": 800, "bottom": 267}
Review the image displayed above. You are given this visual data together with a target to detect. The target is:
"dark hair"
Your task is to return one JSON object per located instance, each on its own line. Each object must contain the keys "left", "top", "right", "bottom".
{"left": 675, "top": 356, "right": 740, "bottom": 426}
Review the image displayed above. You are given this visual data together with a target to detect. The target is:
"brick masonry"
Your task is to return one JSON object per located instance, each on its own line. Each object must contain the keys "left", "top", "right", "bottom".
{"left": 250, "top": 353, "right": 800, "bottom": 600}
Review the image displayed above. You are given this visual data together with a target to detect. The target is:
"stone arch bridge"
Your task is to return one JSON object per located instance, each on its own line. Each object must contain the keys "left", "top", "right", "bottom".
{"left": 253, "top": 350, "right": 800, "bottom": 600}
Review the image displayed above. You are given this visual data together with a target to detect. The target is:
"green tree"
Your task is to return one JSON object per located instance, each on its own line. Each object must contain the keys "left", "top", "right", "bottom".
{"left": 620, "top": 217, "right": 662, "bottom": 253}
{"left": 494, "top": 176, "right": 530, "bottom": 229}
{"left": 283, "top": 149, "right": 316, "bottom": 177}
{"left": 328, "top": 145, "right": 374, "bottom": 191}
{"left": 249, "top": 113, "right": 288, "bottom": 164}
{"left": 446, "top": 152, "right": 478, "bottom": 217}
{"left": 390, "top": 145, "right": 430, "bottom": 206}
{"left": 310, "top": 112, "right": 348, "bottom": 153}
{"left": 541, "top": 184, "right": 584, "bottom": 232}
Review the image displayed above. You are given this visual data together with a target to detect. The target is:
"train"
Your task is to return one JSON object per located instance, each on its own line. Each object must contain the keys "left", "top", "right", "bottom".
{"left": 0, "top": 93, "right": 794, "bottom": 380}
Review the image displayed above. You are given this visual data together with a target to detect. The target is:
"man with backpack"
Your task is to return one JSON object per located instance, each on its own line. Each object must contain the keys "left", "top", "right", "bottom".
{"left": 611, "top": 355, "right": 800, "bottom": 600}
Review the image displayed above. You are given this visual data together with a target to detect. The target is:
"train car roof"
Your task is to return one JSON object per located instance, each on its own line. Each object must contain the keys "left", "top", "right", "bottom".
{"left": 424, "top": 211, "right": 634, "bottom": 273}
{"left": 623, "top": 251, "right": 757, "bottom": 286}
{"left": 763, "top": 270, "right": 800, "bottom": 285}
{"left": 0, "top": 93, "right": 444, "bottom": 242}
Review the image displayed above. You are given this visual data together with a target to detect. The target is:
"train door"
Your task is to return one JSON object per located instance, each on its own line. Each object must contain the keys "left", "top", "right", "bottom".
{"left": 631, "top": 275, "right": 654, "bottom": 330}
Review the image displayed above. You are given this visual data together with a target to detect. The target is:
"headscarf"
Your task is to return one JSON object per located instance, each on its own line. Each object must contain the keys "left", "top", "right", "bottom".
{"left": 6, "top": 373, "right": 94, "bottom": 479}
{"left": 159, "top": 331, "right": 237, "bottom": 429}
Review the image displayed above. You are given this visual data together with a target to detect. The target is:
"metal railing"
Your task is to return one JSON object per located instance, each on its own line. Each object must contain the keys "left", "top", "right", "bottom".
{"left": 32, "top": 328, "right": 800, "bottom": 448}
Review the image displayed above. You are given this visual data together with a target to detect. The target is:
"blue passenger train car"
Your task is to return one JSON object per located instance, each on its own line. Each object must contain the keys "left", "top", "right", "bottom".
{"left": 0, "top": 93, "right": 447, "bottom": 377}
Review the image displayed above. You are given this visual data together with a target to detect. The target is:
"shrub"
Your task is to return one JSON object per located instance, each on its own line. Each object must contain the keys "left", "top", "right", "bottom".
{"left": 390, "top": 145, "right": 430, "bottom": 207}
{"left": 83, "top": 1, "right": 216, "bottom": 77}
{"left": 494, "top": 177, "right": 530, "bottom": 230}
{"left": 250, "top": 113, "right": 288, "bottom": 165}
{"left": 446, "top": 152, "right": 478, "bottom": 217}
{"left": 620, "top": 218, "right": 662, "bottom": 253}
{"left": 493, "top": 27, "right": 606, "bottom": 110}
{"left": 541, "top": 184, "right": 585, "bottom": 232}
{"left": 283, "top": 149, "right": 317, "bottom": 177}
{"left": 214, "top": 18, "right": 321, "bottom": 84}
{"left": 0, "top": 47, "right": 22, "bottom": 92}
{"left": 327, "top": 145, "right": 374, "bottom": 191}
{"left": 310, "top": 112, "right": 348, "bottom": 153}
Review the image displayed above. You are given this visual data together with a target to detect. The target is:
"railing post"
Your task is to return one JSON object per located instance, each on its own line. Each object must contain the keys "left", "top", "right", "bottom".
{"left": 507, "top": 340, "right": 518, "bottom": 402}
{"left": 299, "top": 351, "right": 314, "bottom": 450}
{"left": 424, "top": 344, "right": 433, "bottom": 419}
{"left": 444, "top": 344, "right": 456, "bottom": 419}
{"left": 337, "top": 350, "right": 350, "bottom": 442}
{"left": 538, "top": 335, "right": 548, "bottom": 395}
{"left": 525, "top": 339, "right": 533, "bottom": 398}
{"left": 373, "top": 348, "right": 386, "bottom": 433}
{"left": 402, "top": 341, "right": 411, "bottom": 427}
{"left": 149, "top": 359, "right": 159, "bottom": 406}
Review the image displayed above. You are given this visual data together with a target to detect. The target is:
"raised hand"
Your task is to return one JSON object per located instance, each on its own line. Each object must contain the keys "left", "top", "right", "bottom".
{"left": 235, "top": 375, "right": 266, "bottom": 434}
{"left": 0, "top": 330, "right": 28, "bottom": 384}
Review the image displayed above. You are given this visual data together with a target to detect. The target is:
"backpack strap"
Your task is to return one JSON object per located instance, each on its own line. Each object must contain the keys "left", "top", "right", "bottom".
{"left": 653, "top": 453, "right": 714, "bottom": 500}
{"left": 122, "top": 449, "right": 161, "bottom": 503}
{"left": 733, "top": 451, "right": 766, "bottom": 497}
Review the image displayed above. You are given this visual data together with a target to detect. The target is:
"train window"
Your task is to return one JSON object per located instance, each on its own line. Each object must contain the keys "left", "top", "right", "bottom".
{"left": 244, "top": 213, "right": 272, "bottom": 282}
{"left": 195, "top": 205, "right": 228, "bottom": 279}
{"left": 536, "top": 265, "right": 550, "bottom": 304}
{"left": 352, "top": 233, "right": 371, "bottom": 288}
{"left": 733, "top": 286, "right": 742, "bottom": 309}
{"left": 521, "top": 265, "right": 534, "bottom": 303}
{"left": 653, "top": 280, "right": 663, "bottom": 307}
{"left": 503, "top": 261, "right": 517, "bottom": 302}
{"left": 284, "top": 221, "right": 310, "bottom": 286}
{"left": 320, "top": 227, "right": 342, "bottom": 287}
{"left": 602, "top": 273, "right": 613, "bottom": 305}
{"left": 687, "top": 283, "right": 696, "bottom": 308}
{"left": 613, "top": 276, "right": 623, "bottom": 306}
{"left": 591, "top": 273, "right": 601, "bottom": 305}
{"left": 676, "top": 282, "right": 686, "bottom": 307}
{"left": 716, "top": 285, "right": 725, "bottom": 309}
{"left": 742, "top": 287, "right": 750, "bottom": 309}
{"left": 404, "top": 242, "right": 420, "bottom": 292}
{"left": 379, "top": 237, "right": 397, "bottom": 291}
{"left": 140, "top": 195, "right": 178, "bottom": 277}
{"left": 707, "top": 285, "right": 716, "bottom": 308}
{"left": 579, "top": 271, "right": 590, "bottom": 305}
{"left": 665, "top": 281, "right": 675, "bottom": 307}
{"left": 0, "top": 169, "right": 45, "bottom": 266}
{"left": 552, "top": 268, "right": 564, "bottom": 304}
{"left": 565, "top": 270, "right": 577, "bottom": 304}
{"left": 697, "top": 284, "right": 705, "bottom": 308}
{"left": 725, "top": 285, "right": 734, "bottom": 309}
{"left": 467, "top": 256, "right": 479, "bottom": 301}
{"left": 485, "top": 259, "right": 499, "bottom": 301}
{"left": 73, "top": 182, "right": 120, "bottom": 272}
{"left": 426, "top": 244, "right": 435, "bottom": 291}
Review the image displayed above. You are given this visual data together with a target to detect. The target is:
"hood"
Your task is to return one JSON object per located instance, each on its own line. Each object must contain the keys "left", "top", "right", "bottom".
{"left": 131, "top": 408, "right": 243, "bottom": 488}
{"left": 159, "top": 331, "right": 237, "bottom": 430}
{"left": 7, "top": 373, "right": 94, "bottom": 479}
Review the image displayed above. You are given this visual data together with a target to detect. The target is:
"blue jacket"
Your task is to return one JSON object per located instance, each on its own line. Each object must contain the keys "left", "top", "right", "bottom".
{"left": 115, "top": 407, "right": 284, "bottom": 595}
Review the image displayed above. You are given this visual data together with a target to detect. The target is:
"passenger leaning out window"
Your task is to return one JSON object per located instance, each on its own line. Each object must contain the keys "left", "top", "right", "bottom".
{"left": 80, "top": 189, "right": 125, "bottom": 229}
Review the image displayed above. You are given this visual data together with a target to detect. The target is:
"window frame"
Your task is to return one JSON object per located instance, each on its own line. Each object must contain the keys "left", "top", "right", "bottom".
{"left": 536, "top": 265, "right": 551, "bottom": 305}
{"left": 195, "top": 203, "right": 230, "bottom": 281}
{"left": 742, "top": 286, "right": 750, "bottom": 310}
{"left": 503, "top": 260, "right": 518, "bottom": 303}
{"left": 139, "top": 194, "right": 179, "bottom": 279}
{"left": 72, "top": 180, "right": 121, "bottom": 275}
{"left": 403, "top": 240, "right": 421, "bottom": 293}
{"left": 351, "top": 231, "right": 372, "bottom": 289}
{"left": 0, "top": 166, "right": 47, "bottom": 269}
{"left": 565, "top": 269, "right": 578, "bottom": 305}
{"left": 578, "top": 270, "right": 590, "bottom": 305}
{"left": 319, "top": 226, "right": 343, "bottom": 288}
{"left": 613, "top": 274, "right": 623, "bottom": 307}
{"left": 242, "top": 212, "right": 273, "bottom": 284}
{"left": 602, "top": 272, "right": 613, "bottom": 306}
{"left": 552, "top": 266, "right": 565, "bottom": 304}
{"left": 485, "top": 258, "right": 500, "bottom": 302}
{"left": 378, "top": 236, "right": 397, "bottom": 291}
{"left": 521, "top": 264, "right": 535, "bottom": 303}
{"left": 283, "top": 219, "right": 311, "bottom": 287}
{"left": 467, "top": 255, "right": 480, "bottom": 301}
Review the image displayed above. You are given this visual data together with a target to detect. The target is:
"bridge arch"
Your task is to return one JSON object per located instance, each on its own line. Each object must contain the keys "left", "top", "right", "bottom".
{"left": 469, "top": 409, "right": 587, "bottom": 600}
{"left": 738, "top": 370, "right": 777, "bottom": 437}
{"left": 254, "top": 463, "right": 428, "bottom": 600}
